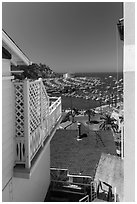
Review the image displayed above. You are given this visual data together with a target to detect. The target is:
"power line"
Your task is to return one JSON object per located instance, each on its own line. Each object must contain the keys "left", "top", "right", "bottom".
{"left": 116, "top": 24, "right": 119, "bottom": 107}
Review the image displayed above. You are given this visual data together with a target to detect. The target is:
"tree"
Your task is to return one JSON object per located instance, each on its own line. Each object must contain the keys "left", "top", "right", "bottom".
{"left": 99, "top": 114, "right": 118, "bottom": 132}
{"left": 11, "top": 63, "right": 56, "bottom": 80}
{"left": 73, "top": 108, "right": 80, "bottom": 115}
{"left": 119, "top": 115, "right": 124, "bottom": 123}
{"left": 84, "top": 109, "right": 95, "bottom": 122}
{"left": 61, "top": 112, "right": 70, "bottom": 123}
{"left": 39, "top": 63, "right": 56, "bottom": 78}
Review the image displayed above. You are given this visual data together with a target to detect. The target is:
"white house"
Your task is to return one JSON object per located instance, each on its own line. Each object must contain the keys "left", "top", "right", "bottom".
{"left": 2, "top": 30, "right": 62, "bottom": 202}
{"left": 63, "top": 72, "right": 71, "bottom": 79}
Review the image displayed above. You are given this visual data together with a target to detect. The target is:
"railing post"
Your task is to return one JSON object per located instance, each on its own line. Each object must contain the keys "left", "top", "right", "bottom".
{"left": 59, "top": 97, "right": 62, "bottom": 117}
{"left": 90, "top": 181, "right": 97, "bottom": 201}
{"left": 40, "top": 79, "right": 44, "bottom": 146}
{"left": 47, "top": 96, "right": 50, "bottom": 135}
{"left": 114, "top": 187, "right": 117, "bottom": 202}
{"left": 23, "top": 79, "right": 31, "bottom": 169}
{"left": 121, "top": 123, "right": 124, "bottom": 159}
{"left": 40, "top": 78, "right": 43, "bottom": 125}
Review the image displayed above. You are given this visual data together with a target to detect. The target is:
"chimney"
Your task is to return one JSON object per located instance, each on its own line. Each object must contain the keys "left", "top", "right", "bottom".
{"left": 77, "top": 122, "right": 82, "bottom": 141}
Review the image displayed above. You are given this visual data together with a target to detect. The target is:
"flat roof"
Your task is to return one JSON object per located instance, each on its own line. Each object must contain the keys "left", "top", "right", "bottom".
{"left": 51, "top": 125, "right": 117, "bottom": 177}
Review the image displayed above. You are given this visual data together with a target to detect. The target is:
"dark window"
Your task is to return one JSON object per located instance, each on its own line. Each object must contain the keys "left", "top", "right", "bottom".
{"left": 2, "top": 47, "right": 11, "bottom": 59}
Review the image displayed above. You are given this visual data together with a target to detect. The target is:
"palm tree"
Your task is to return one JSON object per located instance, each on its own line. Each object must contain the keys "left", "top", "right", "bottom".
{"left": 99, "top": 114, "right": 118, "bottom": 133}
{"left": 119, "top": 115, "right": 124, "bottom": 123}
{"left": 85, "top": 109, "right": 95, "bottom": 122}
{"left": 61, "top": 112, "right": 70, "bottom": 123}
{"left": 73, "top": 108, "right": 79, "bottom": 115}
{"left": 71, "top": 109, "right": 76, "bottom": 123}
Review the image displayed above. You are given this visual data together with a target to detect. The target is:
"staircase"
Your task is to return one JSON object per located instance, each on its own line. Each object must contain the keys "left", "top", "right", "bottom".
{"left": 91, "top": 180, "right": 116, "bottom": 202}
{"left": 45, "top": 187, "right": 86, "bottom": 202}
{"left": 44, "top": 168, "right": 117, "bottom": 202}
{"left": 44, "top": 168, "right": 92, "bottom": 202}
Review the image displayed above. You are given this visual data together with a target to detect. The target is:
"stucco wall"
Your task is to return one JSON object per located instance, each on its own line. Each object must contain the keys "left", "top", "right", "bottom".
{"left": 12, "top": 144, "right": 50, "bottom": 202}
{"left": 2, "top": 59, "right": 11, "bottom": 76}
{"left": 2, "top": 59, "right": 15, "bottom": 191}
{"left": 2, "top": 179, "right": 13, "bottom": 202}
{"left": 123, "top": 2, "right": 135, "bottom": 202}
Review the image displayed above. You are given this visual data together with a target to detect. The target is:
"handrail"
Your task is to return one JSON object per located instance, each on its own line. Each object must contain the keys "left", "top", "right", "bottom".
{"left": 68, "top": 174, "right": 92, "bottom": 179}
{"left": 50, "top": 179, "right": 91, "bottom": 202}
{"left": 49, "top": 96, "right": 59, "bottom": 100}
{"left": 51, "top": 179, "right": 92, "bottom": 187}
{"left": 96, "top": 180, "right": 116, "bottom": 202}
{"left": 49, "top": 100, "right": 60, "bottom": 112}
{"left": 79, "top": 195, "right": 89, "bottom": 202}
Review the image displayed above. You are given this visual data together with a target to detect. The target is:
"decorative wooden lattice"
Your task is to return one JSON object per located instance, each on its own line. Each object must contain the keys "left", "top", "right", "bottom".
{"left": 14, "top": 79, "right": 62, "bottom": 168}
{"left": 14, "top": 82, "right": 25, "bottom": 163}
{"left": 41, "top": 83, "right": 49, "bottom": 140}
{"left": 41, "top": 83, "right": 49, "bottom": 120}
{"left": 14, "top": 83, "right": 24, "bottom": 138}
{"left": 29, "top": 81, "right": 41, "bottom": 134}
{"left": 16, "top": 137, "right": 25, "bottom": 163}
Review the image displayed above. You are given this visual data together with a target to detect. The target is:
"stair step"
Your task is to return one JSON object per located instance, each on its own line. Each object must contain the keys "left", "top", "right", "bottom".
{"left": 94, "top": 198, "right": 106, "bottom": 202}
{"left": 49, "top": 197, "right": 69, "bottom": 202}
{"left": 46, "top": 190, "right": 85, "bottom": 202}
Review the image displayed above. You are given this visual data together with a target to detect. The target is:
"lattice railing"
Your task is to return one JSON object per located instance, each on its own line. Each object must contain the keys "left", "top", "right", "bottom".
{"left": 91, "top": 181, "right": 97, "bottom": 201}
{"left": 14, "top": 82, "right": 24, "bottom": 138}
{"left": 14, "top": 78, "right": 62, "bottom": 168}
{"left": 49, "top": 97, "right": 62, "bottom": 132}
{"left": 29, "top": 80, "right": 41, "bottom": 134}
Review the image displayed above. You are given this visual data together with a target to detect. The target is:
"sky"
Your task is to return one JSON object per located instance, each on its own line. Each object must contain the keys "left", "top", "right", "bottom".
{"left": 2, "top": 2, "right": 123, "bottom": 73}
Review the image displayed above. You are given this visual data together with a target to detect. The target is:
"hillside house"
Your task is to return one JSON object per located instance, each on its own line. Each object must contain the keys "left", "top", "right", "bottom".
{"left": 2, "top": 30, "right": 62, "bottom": 202}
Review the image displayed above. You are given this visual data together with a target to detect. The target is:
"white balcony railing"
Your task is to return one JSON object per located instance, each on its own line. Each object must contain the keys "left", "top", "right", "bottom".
{"left": 14, "top": 78, "right": 62, "bottom": 169}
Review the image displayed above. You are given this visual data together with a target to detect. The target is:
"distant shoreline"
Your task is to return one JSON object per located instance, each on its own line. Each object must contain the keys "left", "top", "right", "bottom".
{"left": 56, "top": 71, "right": 123, "bottom": 78}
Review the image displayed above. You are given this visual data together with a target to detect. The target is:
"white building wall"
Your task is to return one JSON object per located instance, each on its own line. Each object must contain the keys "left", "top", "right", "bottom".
{"left": 2, "top": 58, "right": 51, "bottom": 202}
{"left": 2, "top": 59, "right": 15, "bottom": 192}
{"left": 123, "top": 2, "right": 135, "bottom": 202}
{"left": 63, "top": 73, "right": 70, "bottom": 79}
{"left": 12, "top": 144, "right": 50, "bottom": 202}
{"left": 2, "top": 144, "right": 50, "bottom": 202}
{"left": 2, "top": 59, "right": 11, "bottom": 76}
{"left": 2, "top": 179, "right": 13, "bottom": 202}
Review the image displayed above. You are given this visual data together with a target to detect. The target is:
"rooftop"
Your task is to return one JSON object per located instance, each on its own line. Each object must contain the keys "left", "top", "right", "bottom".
{"left": 2, "top": 29, "right": 31, "bottom": 66}
{"left": 50, "top": 119, "right": 117, "bottom": 177}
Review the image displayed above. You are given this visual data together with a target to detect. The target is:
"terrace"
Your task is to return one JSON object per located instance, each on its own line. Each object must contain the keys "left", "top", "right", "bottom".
{"left": 13, "top": 78, "right": 62, "bottom": 178}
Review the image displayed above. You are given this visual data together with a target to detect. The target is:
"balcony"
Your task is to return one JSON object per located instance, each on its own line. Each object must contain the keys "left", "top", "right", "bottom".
{"left": 13, "top": 78, "right": 62, "bottom": 177}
